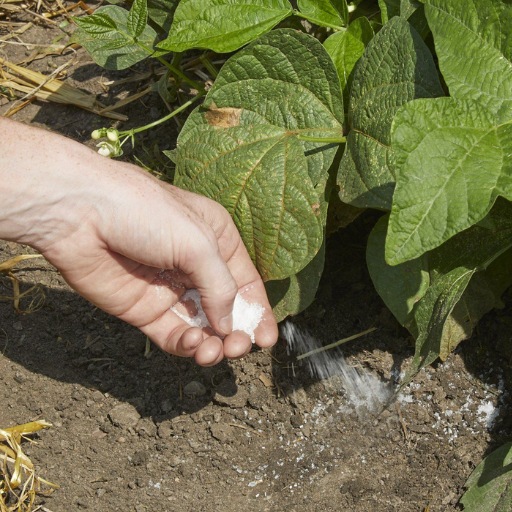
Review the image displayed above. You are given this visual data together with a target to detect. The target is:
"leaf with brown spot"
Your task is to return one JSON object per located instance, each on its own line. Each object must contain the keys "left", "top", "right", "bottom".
{"left": 205, "top": 107, "right": 242, "bottom": 128}
{"left": 175, "top": 30, "right": 343, "bottom": 281}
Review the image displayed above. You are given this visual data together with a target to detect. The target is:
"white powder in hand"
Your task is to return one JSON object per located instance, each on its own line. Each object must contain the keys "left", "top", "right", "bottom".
{"left": 171, "top": 289, "right": 264, "bottom": 343}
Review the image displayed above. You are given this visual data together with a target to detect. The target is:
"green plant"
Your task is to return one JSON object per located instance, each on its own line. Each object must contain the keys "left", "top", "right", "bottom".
{"left": 73, "top": 0, "right": 512, "bottom": 381}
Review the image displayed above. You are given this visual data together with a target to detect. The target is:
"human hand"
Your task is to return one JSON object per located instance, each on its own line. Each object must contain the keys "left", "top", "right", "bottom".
{"left": 0, "top": 119, "right": 278, "bottom": 365}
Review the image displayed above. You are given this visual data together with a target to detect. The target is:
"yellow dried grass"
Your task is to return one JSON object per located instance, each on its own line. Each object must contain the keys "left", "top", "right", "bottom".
{"left": 0, "top": 57, "right": 128, "bottom": 121}
{"left": 0, "top": 255, "right": 45, "bottom": 314}
{"left": 0, "top": 421, "right": 57, "bottom": 512}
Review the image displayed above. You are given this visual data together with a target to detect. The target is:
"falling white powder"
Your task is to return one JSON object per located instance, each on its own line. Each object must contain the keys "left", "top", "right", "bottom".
{"left": 282, "top": 322, "right": 392, "bottom": 417}
{"left": 171, "top": 289, "right": 264, "bottom": 343}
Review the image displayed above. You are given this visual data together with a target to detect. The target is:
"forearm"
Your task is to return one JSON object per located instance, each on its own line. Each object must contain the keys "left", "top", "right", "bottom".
{"left": 0, "top": 118, "right": 124, "bottom": 252}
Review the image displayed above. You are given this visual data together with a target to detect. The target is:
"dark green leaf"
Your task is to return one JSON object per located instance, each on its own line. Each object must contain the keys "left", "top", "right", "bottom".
{"left": 337, "top": 16, "right": 443, "bottom": 209}
{"left": 324, "top": 16, "right": 373, "bottom": 113}
{"left": 73, "top": 6, "right": 162, "bottom": 70}
{"left": 410, "top": 266, "right": 474, "bottom": 374}
{"left": 460, "top": 442, "right": 512, "bottom": 512}
{"left": 425, "top": 0, "right": 512, "bottom": 124}
{"left": 127, "top": 0, "right": 148, "bottom": 38}
{"left": 378, "top": 0, "right": 399, "bottom": 23}
{"left": 174, "top": 30, "right": 343, "bottom": 281}
{"left": 387, "top": 98, "right": 512, "bottom": 264}
{"left": 147, "top": 0, "right": 178, "bottom": 31}
{"left": 367, "top": 214, "right": 429, "bottom": 327}
{"left": 158, "top": 0, "right": 293, "bottom": 53}
{"left": 401, "top": 0, "right": 429, "bottom": 38}
{"left": 330, "top": 0, "right": 349, "bottom": 26}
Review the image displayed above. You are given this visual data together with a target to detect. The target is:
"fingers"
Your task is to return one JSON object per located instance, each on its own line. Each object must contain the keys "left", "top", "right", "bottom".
{"left": 223, "top": 331, "right": 252, "bottom": 359}
{"left": 180, "top": 230, "right": 239, "bottom": 336}
{"left": 182, "top": 193, "right": 279, "bottom": 349}
{"left": 223, "top": 238, "right": 279, "bottom": 349}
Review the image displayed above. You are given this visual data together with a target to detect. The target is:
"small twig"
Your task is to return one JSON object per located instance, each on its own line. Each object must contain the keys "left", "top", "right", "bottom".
{"left": 395, "top": 403, "right": 410, "bottom": 444}
{"left": 24, "top": 8, "right": 58, "bottom": 25}
{"left": 296, "top": 326, "right": 378, "bottom": 361}
{"left": 0, "top": 39, "right": 66, "bottom": 48}
{"left": 229, "top": 423, "right": 266, "bottom": 438}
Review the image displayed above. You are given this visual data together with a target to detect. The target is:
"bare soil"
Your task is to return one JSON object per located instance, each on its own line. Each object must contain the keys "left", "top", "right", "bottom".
{"left": 1, "top": 9, "right": 512, "bottom": 512}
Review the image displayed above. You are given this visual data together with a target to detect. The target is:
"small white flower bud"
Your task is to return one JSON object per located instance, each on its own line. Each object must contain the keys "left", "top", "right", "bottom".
{"left": 91, "top": 129, "right": 103, "bottom": 140}
{"left": 106, "top": 129, "right": 119, "bottom": 142}
{"left": 97, "top": 142, "right": 113, "bottom": 157}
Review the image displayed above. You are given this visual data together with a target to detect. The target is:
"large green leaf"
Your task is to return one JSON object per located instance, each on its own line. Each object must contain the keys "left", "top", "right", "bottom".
{"left": 173, "top": 30, "right": 343, "bottom": 281}
{"left": 387, "top": 98, "right": 512, "bottom": 265}
{"left": 425, "top": 0, "right": 512, "bottom": 124}
{"left": 266, "top": 161, "right": 336, "bottom": 320}
{"left": 158, "top": 0, "right": 293, "bottom": 53}
{"left": 460, "top": 442, "right": 512, "bottom": 512}
{"left": 73, "top": 6, "right": 161, "bottom": 70}
{"left": 367, "top": 214, "right": 429, "bottom": 328}
{"left": 324, "top": 16, "right": 374, "bottom": 113}
{"left": 337, "top": 16, "right": 443, "bottom": 210}
{"left": 297, "top": 0, "right": 346, "bottom": 29}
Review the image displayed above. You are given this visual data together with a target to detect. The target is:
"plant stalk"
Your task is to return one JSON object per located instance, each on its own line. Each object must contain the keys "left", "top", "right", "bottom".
{"left": 120, "top": 92, "right": 205, "bottom": 137}
{"left": 136, "top": 41, "right": 205, "bottom": 93}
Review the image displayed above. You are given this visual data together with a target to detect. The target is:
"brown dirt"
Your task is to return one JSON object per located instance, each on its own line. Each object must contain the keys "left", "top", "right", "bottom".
{"left": 1, "top": 8, "right": 512, "bottom": 512}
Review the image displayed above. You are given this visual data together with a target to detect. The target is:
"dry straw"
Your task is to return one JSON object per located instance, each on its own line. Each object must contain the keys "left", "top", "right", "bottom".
{"left": 0, "top": 421, "right": 58, "bottom": 512}
{"left": 0, "top": 255, "right": 45, "bottom": 314}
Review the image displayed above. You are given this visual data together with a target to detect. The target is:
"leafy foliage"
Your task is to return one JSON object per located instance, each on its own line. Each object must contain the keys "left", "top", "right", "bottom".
{"left": 71, "top": 0, "right": 512, "bottom": 500}
{"left": 460, "top": 442, "right": 512, "bottom": 512}
{"left": 337, "top": 16, "right": 443, "bottom": 210}
{"left": 323, "top": 16, "right": 374, "bottom": 112}
{"left": 73, "top": 0, "right": 512, "bottom": 381}
{"left": 127, "top": 0, "right": 148, "bottom": 39}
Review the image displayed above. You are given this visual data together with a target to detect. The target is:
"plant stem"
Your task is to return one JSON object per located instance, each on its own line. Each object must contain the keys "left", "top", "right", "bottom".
{"left": 293, "top": 9, "right": 345, "bottom": 31}
{"left": 297, "top": 134, "right": 346, "bottom": 144}
{"left": 136, "top": 41, "right": 205, "bottom": 93}
{"left": 120, "top": 92, "right": 205, "bottom": 137}
{"left": 200, "top": 53, "right": 219, "bottom": 79}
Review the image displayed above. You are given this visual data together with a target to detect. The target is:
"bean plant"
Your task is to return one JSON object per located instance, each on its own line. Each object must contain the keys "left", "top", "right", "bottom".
{"left": 73, "top": 1, "right": 512, "bottom": 505}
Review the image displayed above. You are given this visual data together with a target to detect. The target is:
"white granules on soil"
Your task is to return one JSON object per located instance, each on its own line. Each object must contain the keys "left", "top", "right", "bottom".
{"left": 171, "top": 289, "right": 264, "bottom": 343}
{"left": 282, "top": 322, "right": 392, "bottom": 418}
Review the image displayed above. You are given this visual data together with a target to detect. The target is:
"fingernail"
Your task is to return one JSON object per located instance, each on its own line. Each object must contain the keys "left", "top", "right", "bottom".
{"left": 219, "top": 314, "right": 233, "bottom": 335}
